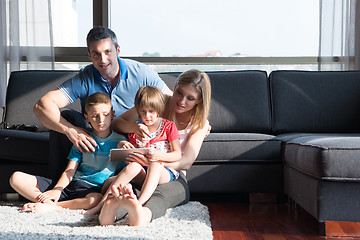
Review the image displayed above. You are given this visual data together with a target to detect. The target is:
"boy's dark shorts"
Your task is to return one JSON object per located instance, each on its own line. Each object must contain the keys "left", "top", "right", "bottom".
{"left": 36, "top": 176, "right": 101, "bottom": 201}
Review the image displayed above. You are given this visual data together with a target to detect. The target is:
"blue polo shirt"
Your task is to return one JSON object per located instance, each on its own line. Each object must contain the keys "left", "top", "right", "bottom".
{"left": 59, "top": 57, "right": 166, "bottom": 117}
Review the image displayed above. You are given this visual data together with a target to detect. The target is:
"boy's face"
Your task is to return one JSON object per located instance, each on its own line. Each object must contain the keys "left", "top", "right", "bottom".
{"left": 138, "top": 106, "right": 159, "bottom": 127}
{"left": 85, "top": 103, "right": 114, "bottom": 133}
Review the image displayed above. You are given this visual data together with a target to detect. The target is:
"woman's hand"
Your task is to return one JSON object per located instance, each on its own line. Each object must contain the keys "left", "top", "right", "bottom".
{"left": 126, "top": 152, "right": 151, "bottom": 166}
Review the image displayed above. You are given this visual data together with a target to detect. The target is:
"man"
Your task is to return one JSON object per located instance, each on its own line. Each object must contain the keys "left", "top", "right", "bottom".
{"left": 33, "top": 26, "right": 172, "bottom": 153}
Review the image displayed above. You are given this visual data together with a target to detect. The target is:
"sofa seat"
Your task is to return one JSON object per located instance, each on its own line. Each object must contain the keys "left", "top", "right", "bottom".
{"left": 186, "top": 132, "right": 283, "bottom": 194}
{"left": 281, "top": 133, "right": 360, "bottom": 181}
{"left": 0, "top": 129, "right": 49, "bottom": 164}
{"left": 197, "top": 132, "right": 281, "bottom": 163}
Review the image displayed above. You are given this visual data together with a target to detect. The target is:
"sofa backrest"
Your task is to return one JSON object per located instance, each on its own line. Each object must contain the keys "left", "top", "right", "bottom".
{"left": 160, "top": 70, "right": 272, "bottom": 133}
{"left": 5, "top": 70, "right": 81, "bottom": 132}
{"left": 270, "top": 70, "right": 360, "bottom": 134}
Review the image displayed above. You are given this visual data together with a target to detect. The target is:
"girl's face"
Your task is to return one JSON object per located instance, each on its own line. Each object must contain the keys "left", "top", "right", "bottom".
{"left": 173, "top": 84, "right": 202, "bottom": 114}
{"left": 139, "top": 106, "right": 160, "bottom": 127}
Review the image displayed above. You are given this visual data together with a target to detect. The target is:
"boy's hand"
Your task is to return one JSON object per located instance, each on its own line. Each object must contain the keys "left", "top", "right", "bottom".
{"left": 36, "top": 188, "right": 62, "bottom": 203}
{"left": 118, "top": 141, "right": 135, "bottom": 149}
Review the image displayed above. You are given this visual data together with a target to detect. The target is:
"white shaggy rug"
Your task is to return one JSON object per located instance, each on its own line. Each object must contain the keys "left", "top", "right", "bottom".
{"left": 0, "top": 201, "right": 213, "bottom": 240}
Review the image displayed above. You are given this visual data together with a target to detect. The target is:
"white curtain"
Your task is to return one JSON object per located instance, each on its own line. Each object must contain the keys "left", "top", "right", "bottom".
{"left": 319, "top": 0, "right": 360, "bottom": 71}
{"left": 0, "top": 0, "right": 54, "bottom": 108}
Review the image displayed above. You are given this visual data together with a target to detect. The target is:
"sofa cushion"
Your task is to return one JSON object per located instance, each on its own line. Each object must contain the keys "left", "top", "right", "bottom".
{"left": 196, "top": 133, "right": 281, "bottom": 163}
{"left": 283, "top": 133, "right": 360, "bottom": 181}
{"left": 270, "top": 70, "right": 360, "bottom": 134}
{"left": 160, "top": 70, "right": 272, "bottom": 133}
{"left": 0, "top": 129, "right": 49, "bottom": 164}
{"left": 5, "top": 70, "right": 80, "bottom": 132}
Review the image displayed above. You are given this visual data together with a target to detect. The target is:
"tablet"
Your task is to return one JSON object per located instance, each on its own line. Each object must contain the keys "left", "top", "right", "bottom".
{"left": 109, "top": 148, "right": 150, "bottom": 162}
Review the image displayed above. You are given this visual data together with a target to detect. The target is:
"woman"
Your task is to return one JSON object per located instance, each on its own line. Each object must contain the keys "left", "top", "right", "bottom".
{"left": 100, "top": 69, "right": 211, "bottom": 226}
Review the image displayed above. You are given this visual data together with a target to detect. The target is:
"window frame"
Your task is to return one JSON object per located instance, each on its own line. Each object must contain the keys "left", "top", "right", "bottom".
{"left": 53, "top": 0, "right": 324, "bottom": 69}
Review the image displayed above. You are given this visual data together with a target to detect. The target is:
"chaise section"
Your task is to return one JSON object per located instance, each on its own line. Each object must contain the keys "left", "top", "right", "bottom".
{"left": 270, "top": 70, "right": 360, "bottom": 225}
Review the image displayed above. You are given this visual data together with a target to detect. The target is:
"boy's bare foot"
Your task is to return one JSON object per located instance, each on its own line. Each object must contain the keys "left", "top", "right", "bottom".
{"left": 82, "top": 205, "right": 101, "bottom": 215}
{"left": 20, "top": 202, "right": 61, "bottom": 213}
{"left": 116, "top": 183, "right": 152, "bottom": 226}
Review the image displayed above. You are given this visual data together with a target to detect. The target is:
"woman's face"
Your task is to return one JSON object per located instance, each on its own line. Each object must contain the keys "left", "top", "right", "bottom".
{"left": 173, "top": 84, "right": 202, "bottom": 114}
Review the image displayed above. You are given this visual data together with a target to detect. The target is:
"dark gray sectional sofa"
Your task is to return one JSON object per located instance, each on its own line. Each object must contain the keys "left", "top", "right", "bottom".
{"left": 1, "top": 69, "right": 360, "bottom": 228}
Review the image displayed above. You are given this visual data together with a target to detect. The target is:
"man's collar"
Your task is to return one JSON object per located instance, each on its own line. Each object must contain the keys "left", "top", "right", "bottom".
{"left": 118, "top": 57, "right": 128, "bottom": 80}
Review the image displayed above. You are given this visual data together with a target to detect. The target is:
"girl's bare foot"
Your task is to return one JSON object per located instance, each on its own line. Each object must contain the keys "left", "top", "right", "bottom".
{"left": 116, "top": 183, "right": 152, "bottom": 226}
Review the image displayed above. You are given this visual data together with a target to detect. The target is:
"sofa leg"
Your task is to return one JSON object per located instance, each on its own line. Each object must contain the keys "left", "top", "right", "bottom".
{"left": 249, "top": 193, "right": 277, "bottom": 204}
{"left": 320, "top": 221, "right": 360, "bottom": 237}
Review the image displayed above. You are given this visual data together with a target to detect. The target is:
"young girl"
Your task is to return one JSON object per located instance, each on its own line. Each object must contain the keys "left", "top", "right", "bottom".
{"left": 98, "top": 69, "right": 211, "bottom": 226}
{"left": 84, "top": 86, "right": 181, "bottom": 217}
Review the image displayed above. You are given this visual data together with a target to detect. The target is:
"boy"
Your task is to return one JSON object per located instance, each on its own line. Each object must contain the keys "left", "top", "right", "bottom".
{"left": 10, "top": 92, "right": 126, "bottom": 213}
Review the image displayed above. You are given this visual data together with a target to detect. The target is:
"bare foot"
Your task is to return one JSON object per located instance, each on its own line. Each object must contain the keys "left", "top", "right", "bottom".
{"left": 82, "top": 205, "right": 101, "bottom": 215}
{"left": 116, "top": 183, "right": 152, "bottom": 226}
{"left": 20, "top": 202, "right": 61, "bottom": 213}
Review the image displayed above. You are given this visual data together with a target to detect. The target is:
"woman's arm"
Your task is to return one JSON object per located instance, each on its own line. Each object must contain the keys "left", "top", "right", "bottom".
{"left": 165, "top": 120, "right": 210, "bottom": 171}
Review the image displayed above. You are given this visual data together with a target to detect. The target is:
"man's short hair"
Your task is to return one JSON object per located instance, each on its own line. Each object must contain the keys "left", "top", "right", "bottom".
{"left": 86, "top": 26, "right": 119, "bottom": 51}
{"left": 85, "top": 92, "right": 112, "bottom": 113}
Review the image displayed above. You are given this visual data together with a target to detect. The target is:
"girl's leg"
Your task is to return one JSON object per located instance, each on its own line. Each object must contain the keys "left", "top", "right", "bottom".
{"left": 137, "top": 162, "right": 170, "bottom": 205}
{"left": 101, "top": 183, "right": 152, "bottom": 226}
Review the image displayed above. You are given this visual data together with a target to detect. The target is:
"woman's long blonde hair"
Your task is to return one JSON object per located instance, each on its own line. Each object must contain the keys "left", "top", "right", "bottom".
{"left": 168, "top": 69, "right": 211, "bottom": 134}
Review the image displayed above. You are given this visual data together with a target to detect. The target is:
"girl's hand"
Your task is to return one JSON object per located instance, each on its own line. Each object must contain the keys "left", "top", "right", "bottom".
{"left": 135, "top": 123, "right": 150, "bottom": 142}
{"left": 127, "top": 152, "right": 151, "bottom": 166}
{"left": 118, "top": 141, "right": 135, "bottom": 149}
{"left": 36, "top": 189, "right": 61, "bottom": 203}
{"left": 146, "top": 149, "right": 162, "bottom": 162}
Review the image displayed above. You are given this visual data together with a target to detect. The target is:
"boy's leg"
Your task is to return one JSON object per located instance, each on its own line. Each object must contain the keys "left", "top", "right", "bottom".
{"left": 137, "top": 162, "right": 169, "bottom": 205}
{"left": 9, "top": 171, "right": 43, "bottom": 202}
{"left": 83, "top": 162, "right": 144, "bottom": 216}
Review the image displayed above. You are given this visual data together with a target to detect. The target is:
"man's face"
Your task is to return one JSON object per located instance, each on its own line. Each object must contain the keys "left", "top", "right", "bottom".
{"left": 88, "top": 38, "right": 120, "bottom": 81}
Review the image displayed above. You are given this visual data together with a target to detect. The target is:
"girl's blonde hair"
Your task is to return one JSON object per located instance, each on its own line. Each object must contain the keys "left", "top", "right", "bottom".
{"left": 169, "top": 69, "right": 211, "bottom": 133}
{"left": 135, "top": 86, "right": 165, "bottom": 116}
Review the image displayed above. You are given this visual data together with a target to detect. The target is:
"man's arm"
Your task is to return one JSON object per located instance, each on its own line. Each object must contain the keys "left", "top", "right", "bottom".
{"left": 33, "top": 89, "right": 97, "bottom": 153}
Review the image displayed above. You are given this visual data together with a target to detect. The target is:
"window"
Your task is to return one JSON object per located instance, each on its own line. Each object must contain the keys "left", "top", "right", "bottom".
{"left": 53, "top": 0, "right": 320, "bottom": 72}
{"left": 109, "top": 0, "right": 319, "bottom": 58}
{"left": 52, "top": 0, "right": 92, "bottom": 47}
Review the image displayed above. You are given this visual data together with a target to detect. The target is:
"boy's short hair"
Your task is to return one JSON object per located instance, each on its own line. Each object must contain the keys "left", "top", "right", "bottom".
{"left": 85, "top": 92, "right": 112, "bottom": 113}
{"left": 135, "top": 86, "right": 165, "bottom": 116}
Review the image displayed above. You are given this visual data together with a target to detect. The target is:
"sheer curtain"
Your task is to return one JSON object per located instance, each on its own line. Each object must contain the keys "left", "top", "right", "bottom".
{"left": 319, "top": 0, "right": 360, "bottom": 71}
{"left": 0, "top": 0, "right": 54, "bottom": 108}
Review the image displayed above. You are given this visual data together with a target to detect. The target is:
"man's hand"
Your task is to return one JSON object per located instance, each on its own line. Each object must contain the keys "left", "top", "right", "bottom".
{"left": 65, "top": 126, "right": 97, "bottom": 153}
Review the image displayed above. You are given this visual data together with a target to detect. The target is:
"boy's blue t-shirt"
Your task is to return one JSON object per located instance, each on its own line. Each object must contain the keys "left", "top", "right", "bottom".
{"left": 58, "top": 57, "right": 166, "bottom": 118}
{"left": 67, "top": 132, "right": 126, "bottom": 189}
